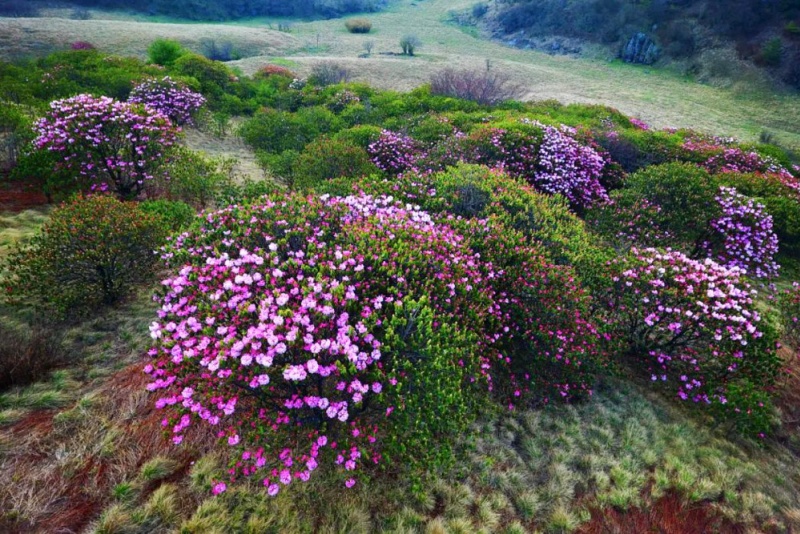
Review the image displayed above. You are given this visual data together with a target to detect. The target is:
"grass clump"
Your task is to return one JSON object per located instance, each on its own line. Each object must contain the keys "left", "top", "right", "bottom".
{"left": 345, "top": 19, "right": 373, "bottom": 34}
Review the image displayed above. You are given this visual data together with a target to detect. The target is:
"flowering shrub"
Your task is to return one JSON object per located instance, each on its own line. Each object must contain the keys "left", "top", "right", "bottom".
{"left": 532, "top": 122, "right": 609, "bottom": 209}
{"left": 705, "top": 187, "right": 779, "bottom": 279}
{"left": 318, "top": 164, "right": 614, "bottom": 296}
{"left": 129, "top": 76, "right": 206, "bottom": 126}
{"left": 590, "top": 163, "right": 719, "bottom": 250}
{"left": 462, "top": 122, "right": 608, "bottom": 210}
{"left": 367, "top": 130, "right": 422, "bottom": 175}
{"left": 33, "top": 94, "right": 178, "bottom": 199}
{"left": 605, "top": 248, "right": 780, "bottom": 433}
{"left": 1, "top": 195, "right": 166, "bottom": 315}
{"left": 147, "top": 193, "right": 498, "bottom": 494}
{"left": 716, "top": 171, "right": 800, "bottom": 258}
{"left": 327, "top": 90, "right": 361, "bottom": 113}
{"left": 458, "top": 220, "right": 606, "bottom": 405}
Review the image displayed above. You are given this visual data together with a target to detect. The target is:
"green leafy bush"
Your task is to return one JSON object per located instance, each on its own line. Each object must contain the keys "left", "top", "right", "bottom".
{"left": 147, "top": 39, "right": 187, "bottom": 67}
{"left": 1, "top": 196, "right": 167, "bottom": 316}
{"left": 172, "top": 54, "right": 231, "bottom": 103}
{"left": 591, "top": 162, "right": 719, "bottom": 251}
{"left": 239, "top": 106, "right": 343, "bottom": 153}
{"left": 292, "top": 137, "right": 378, "bottom": 189}
{"left": 140, "top": 199, "right": 196, "bottom": 232}
{"left": 162, "top": 147, "right": 232, "bottom": 207}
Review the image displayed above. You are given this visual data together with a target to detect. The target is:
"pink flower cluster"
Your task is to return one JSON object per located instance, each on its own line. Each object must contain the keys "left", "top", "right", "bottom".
{"left": 706, "top": 187, "right": 779, "bottom": 279}
{"left": 33, "top": 94, "right": 177, "bottom": 198}
{"left": 129, "top": 76, "right": 206, "bottom": 126}
{"left": 609, "top": 248, "right": 765, "bottom": 405}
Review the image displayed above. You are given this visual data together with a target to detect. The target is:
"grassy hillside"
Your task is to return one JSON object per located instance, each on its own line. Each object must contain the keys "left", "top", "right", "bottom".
{"left": 1, "top": 0, "right": 800, "bottom": 150}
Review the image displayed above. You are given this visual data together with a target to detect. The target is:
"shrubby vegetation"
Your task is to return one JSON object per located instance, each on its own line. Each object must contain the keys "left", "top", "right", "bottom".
{"left": 1, "top": 196, "right": 166, "bottom": 316}
{"left": 2, "top": 45, "right": 800, "bottom": 532}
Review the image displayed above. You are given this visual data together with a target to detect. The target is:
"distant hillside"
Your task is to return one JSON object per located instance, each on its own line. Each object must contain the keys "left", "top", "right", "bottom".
{"left": 467, "top": 0, "right": 800, "bottom": 90}
{"left": 65, "top": 0, "right": 388, "bottom": 20}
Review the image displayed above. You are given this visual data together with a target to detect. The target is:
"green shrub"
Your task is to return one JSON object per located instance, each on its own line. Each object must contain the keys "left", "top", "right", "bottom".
{"left": 256, "top": 149, "right": 299, "bottom": 183}
{"left": 140, "top": 199, "right": 196, "bottom": 232}
{"left": 591, "top": 162, "right": 719, "bottom": 251}
{"left": 332, "top": 125, "right": 383, "bottom": 149}
{"left": 239, "top": 106, "right": 343, "bottom": 153}
{"left": 292, "top": 137, "right": 377, "bottom": 189}
{"left": 172, "top": 54, "right": 230, "bottom": 102}
{"left": 147, "top": 39, "right": 186, "bottom": 67}
{"left": 163, "top": 147, "right": 232, "bottom": 207}
{"left": 1, "top": 196, "right": 167, "bottom": 316}
{"left": 213, "top": 178, "right": 281, "bottom": 205}
{"left": 345, "top": 18, "right": 372, "bottom": 33}
{"left": 759, "top": 38, "right": 783, "bottom": 67}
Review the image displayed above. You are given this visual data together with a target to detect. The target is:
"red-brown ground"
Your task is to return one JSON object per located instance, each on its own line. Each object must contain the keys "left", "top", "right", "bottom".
{"left": 0, "top": 178, "right": 49, "bottom": 212}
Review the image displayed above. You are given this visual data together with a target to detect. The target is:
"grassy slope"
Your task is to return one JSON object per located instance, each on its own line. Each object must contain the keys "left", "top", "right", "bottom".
{"left": 2, "top": 0, "right": 799, "bottom": 149}
{"left": 226, "top": 0, "right": 800, "bottom": 151}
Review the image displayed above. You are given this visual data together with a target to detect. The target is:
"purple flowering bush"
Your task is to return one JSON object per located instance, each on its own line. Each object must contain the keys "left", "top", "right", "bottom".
{"left": 33, "top": 94, "right": 178, "bottom": 199}
{"left": 461, "top": 121, "right": 609, "bottom": 210}
{"left": 129, "top": 76, "right": 206, "bottom": 126}
{"left": 705, "top": 187, "right": 780, "bottom": 279}
{"left": 367, "top": 130, "right": 422, "bottom": 175}
{"left": 605, "top": 248, "right": 780, "bottom": 433}
{"left": 146, "top": 193, "right": 499, "bottom": 494}
{"left": 592, "top": 164, "right": 781, "bottom": 279}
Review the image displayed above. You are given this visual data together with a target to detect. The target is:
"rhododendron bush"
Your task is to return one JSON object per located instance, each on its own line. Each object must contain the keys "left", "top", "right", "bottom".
{"left": 593, "top": 164, "right": 781, "bottom": 279}
{"left": 129, "top": 76, "right": 206, "bottom": 126}
{"left": 147, "top": 193, "right": 499, "bottom": 493}
{"left": 146, "top": 187, "right": 612, "bottom": 494}
{"left": 33, "top": 94, "right": 178, "bottom": 199}
{"left": 705, "top": 187, "right": 779, "bottom": 279}
{"left": 780, "top": 283, "right": 800, "bottom": 351}
{"left": 366, "top": 121, "right": 610, "bottom": 210}
{"left": 605, "top": 248, "right": 780, "bottom": 433}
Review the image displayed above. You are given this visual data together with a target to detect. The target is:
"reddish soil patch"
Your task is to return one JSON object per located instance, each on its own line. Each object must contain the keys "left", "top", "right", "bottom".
{"left": 0, "top": 178, "right": 49, "bottom": 212}
{"left": 579, "top": 493, "right": 744, "bottom": 534}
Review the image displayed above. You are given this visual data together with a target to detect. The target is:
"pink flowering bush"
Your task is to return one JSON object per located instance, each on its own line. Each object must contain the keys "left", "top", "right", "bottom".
{"left": 129, "top": 76, "right": 206, "bottom": 126}
{"left": 461, "top": 220, "right": 607, "bottom": 406}
{"left": 146, "top": 193, "right": 498, "bottom": 494}
{"left": 705, "top": 187, "right": 780, "bottom": 279}
{"left": 605, "top": 248, "right": 780, "bottom": 433}
{"left": 33, "top": 94, "right": 178, "bottom": 199}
